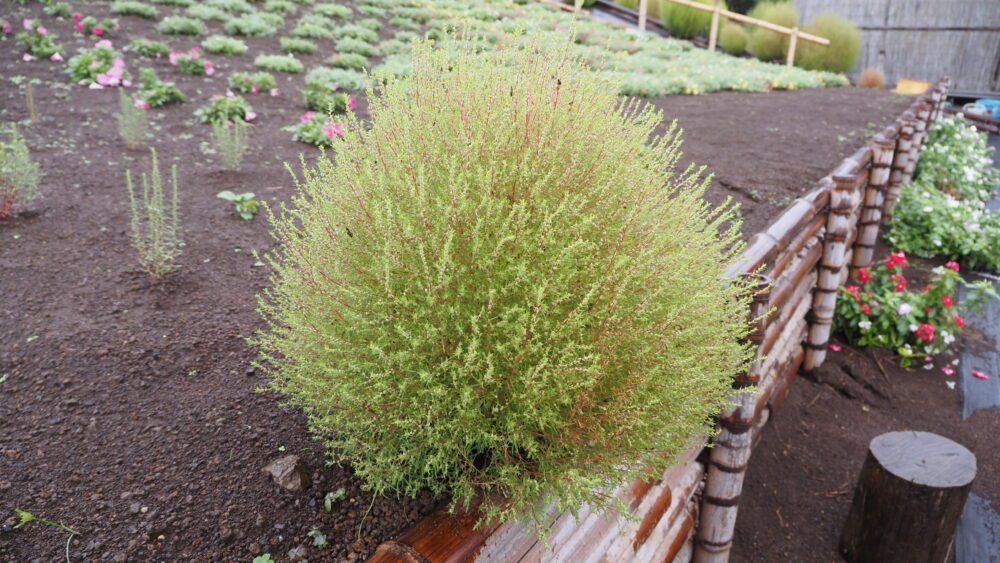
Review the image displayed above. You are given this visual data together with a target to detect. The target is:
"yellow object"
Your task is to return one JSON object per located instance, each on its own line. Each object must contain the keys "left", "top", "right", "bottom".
{"left": 893, "top": 79, "right": 931, "bottom": 95}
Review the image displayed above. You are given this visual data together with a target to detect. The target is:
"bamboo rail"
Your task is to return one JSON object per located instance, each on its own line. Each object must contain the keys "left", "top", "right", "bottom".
{"left": 368, "top": 78, "right": 950, "bottom": 563}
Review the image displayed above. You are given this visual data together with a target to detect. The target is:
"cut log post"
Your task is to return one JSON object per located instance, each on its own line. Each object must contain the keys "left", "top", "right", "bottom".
{"left": 785, "top": 27, "right": 798, "bottom": 66}
{"left": 883, "top": 113, "right": 916, "bottom": 219}
{"left": 694, "top": 276, "right": 770, "bottom": 563}
{"left": 840, "top": 431, "right": 976, "bottom": 563}
{"left": 638, "top": 0, "right": 648, "bottom": 33}
{"left": 707, "top": 1, "right": 721, "bottom": 51}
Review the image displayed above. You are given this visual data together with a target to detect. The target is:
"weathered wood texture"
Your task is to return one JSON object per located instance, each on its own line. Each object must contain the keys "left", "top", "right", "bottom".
{"left": 840, "top": 431, "right": 977, "bottom": 563}
{"left": 792, "top": 0, "right": 1000, "bottom": 92}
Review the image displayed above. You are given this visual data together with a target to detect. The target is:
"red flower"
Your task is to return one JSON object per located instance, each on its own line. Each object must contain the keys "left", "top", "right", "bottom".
{"left": 945, "top": 261, "right": 960, "bottom": 272}
{"left": 846, "top": 285, "right": 861, "bottom": 300}
{"left": 856, "top": 267, "right": 873, "bottom": 284}
{"left": 922, "top": 284, "right": 933, "bottom": 293}
{"left": 972, "top": 370, "right": 989, "bottom": 380}
{"left": 925, "top": 306, "right": 932, "bottom": 314}
{"left": 941, "top": 295, "right": 953, "bottom": 307}
{"left": 954, "top": 315, "right": 965, "bottom": 327}
{"left": 92, "top": 26, "right": 104, "bottom": 36}
{"left": 889, "top": 273, "right": 907, "bottom": 292}
{"left": 861, "top": 305, "right": 872, "bottom": 315}
{"left": 72, "top": 13, "right": 82, "bottom": 21}
{"left": 73, "top": 22, "right": 83, "bottom": 31}
{"left": 883, "top": 251, "right": 907, "bottom": 270}
{"left": 828, "top": 343, "right": 842, "bottom": 352}
{"left": 914, "top": 323, "right": 935, "bottom": 342}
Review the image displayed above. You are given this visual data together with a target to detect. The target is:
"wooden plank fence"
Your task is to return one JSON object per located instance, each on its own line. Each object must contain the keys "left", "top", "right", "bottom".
{"left": 368, "top": 79, "right": 950, "bottom": 563}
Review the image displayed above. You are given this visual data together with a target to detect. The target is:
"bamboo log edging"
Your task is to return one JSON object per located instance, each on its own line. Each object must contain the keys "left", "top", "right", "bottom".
{"left": 368, "top": 79, "right": 951, "bottom": 563}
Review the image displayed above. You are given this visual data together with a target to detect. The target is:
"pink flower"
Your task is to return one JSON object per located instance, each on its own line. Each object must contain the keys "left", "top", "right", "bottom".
{"left": 845, "top": 285, "right": 860, "bottom": 300}
{"left": 954, "top": 315, "right": 966, "bottom": 328}
{"left": 889, "top": 273, "right": 906, "bottom": 292}
{"left": 36, "top": 26, "right": 47, "bottom": 35}
{"left": 883, "top": 251, "right": 907, "bottom": 270}
{"left": 50, "top": 53, "right": 64, "bottom": 62}
{"left": 113, "top": 57, "right": 125, "bottom": 68}
{"left": 169, "top": 50, "right": 180, "bottom": 65}
{"left": 244, "top": 111, "right": 256, "bottom": 122}
{"left": 945, "top": 261, "right": 960, "bottom": 272}
{"left": 74, "top": 23, "right": 84, "bottom": 32}
{"left": 972, "top": 370, "right": 989, "bottom": 380}
{"left": 23, "top": 19, "right": 33, "bottom": 31}
{"left": 22, "top": 53, "right": 35, "bottom": 62}
{"left": 72, "top": 13, "right": 83, "bottom": 21}
{"left": 828, "top": 343, "right": 843, "bottom": 352}
{"left": 914, "top": 323, "right": 935, "bottom": 343}
{"left": 941, "top": 366, "right": 955, "bottom": 376}
{"left": 924, "top": 356, "right": 933, "bottom": 363}
{"left": 204, "top": 61, "right": 215, "bottom": 76}
{"left": 92, "top": 26, "right": 104, "bottom": 36}
{"left": 133, "top": 98, "right": 150, "bottom": 110}
{"left": 270, "top": 88, "right": 279, "bottom": 97}
{"left": 856, "top": 267, "right": 872, "bottom": 284}
{"left": 95, "top": 39, "right": 112, "bottom": 48}
{"left": 347, "top": 96, "right": 356, "bottom": 110}
{"left": 941, "top": 295, "right": 953, "bottom": 307}
{"left": 897, "top": 303, "right": 912, "bottom": 315}
{"left": 250, "top": 84, "right": 260, "bottom": 94}
{"left": 300, "top": 111, "right": 316, "bottom": 123}
{"left": 190, "top": 46, "right": 200, "bottom": 53}
{"left": 1, "top": 20, "right": 11, "bottom": 34}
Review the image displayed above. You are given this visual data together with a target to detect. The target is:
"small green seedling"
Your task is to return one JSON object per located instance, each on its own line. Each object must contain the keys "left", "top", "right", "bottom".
{"left": 14, "top": 509, "right": 80, "bottom": 563}
{"left": 307, "top": 527, "right": 329, "bottom": 548}
{"left": 252, "top": 555, "right": 274, "bottom": 563}
{"left": 323, "top": 488, "right": 346, "bottom": 512}
{"left": 216, "top": 190, "right": 261, "bottom": 220}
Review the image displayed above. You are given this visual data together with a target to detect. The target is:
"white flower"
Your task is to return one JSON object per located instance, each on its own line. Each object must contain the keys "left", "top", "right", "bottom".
{"left": 858, "top": 320, "right": 872, "bottom": 330}
{"left": 898, "top": 303, "right": 912, "bottom": 315}
{"left": 923, "top": 206, "right": 934, "bottom": 213}
{"left": 946, "top": 381, "right": 956, "bottom": 389}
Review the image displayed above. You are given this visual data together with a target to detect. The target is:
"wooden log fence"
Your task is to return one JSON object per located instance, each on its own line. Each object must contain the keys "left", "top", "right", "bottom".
{"left": 368, "top": 79, "right": 950, "bottom": 563}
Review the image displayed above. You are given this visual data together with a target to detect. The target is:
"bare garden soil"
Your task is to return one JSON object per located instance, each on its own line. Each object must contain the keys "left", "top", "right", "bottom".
{"left": 4, "top": 2, "right": 991, "bottom": 562}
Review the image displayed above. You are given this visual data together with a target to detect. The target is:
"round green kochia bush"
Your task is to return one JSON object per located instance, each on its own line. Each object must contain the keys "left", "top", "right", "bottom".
{"left": 661, "top": 0, "right": 725, "bottom": 39}
{"left": 719, "top": 21, "right": 748, "bottom": 54}
{"left": 256, "top": 39, "right": 752, "bottom": 530}
{"left": 796, "top": 12, "right": 861, "bottom": 72}
{"left": 746, "top": 1, "right": 797, "bottom": 61}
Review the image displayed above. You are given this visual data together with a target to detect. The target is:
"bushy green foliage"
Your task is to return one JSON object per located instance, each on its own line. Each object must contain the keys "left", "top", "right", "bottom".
{"left": 255, "top": 53, "right": 304, "bottom": 73}
{"left": 16, "top": 20, "right": 63, "bottom": 58}
{"left": 303, "top": 74, "right": 355, "bottom": 112}
{"left": 335, "top": 37, "right": 381, "bottom": 57}
{"left": 44, "top": 2, "right": 72, "bottom": 17}
{"left": 357, "top": 17, "right": 382, "bottom": 31}
{"left": 327, "top": 52, "right": 368, "bottom": 70}
{"left": 129, "top": 38, "right": 171, "bottom": 58}
{"left": 718, "top": 22, "right": 748, "bottom": 55}
{"left": 283, "top": 111, "right": 344, "bottom": 146}
{"left": 332, "top": 23, "right": 378, "bottom": 43}
{"left": 224, "top": 14, "right": 280, "bottom": 36}
{"left": 185, "top": 4, "right": 232, "bottom": 22}
{"left": 358, "top": 5, "right": 386, "bottom": 17}
{"left": 211, "top": 121, "right": 249, "bottom": 171}
{"left": 116, "top": 88, "right": 149, "bottom": 150}
{"left": 795, "top": 12, "right": 860, "bottom": 72}
{"left": 746, "top": 1, "right": 797, "bottom": 61}
{"left": 888, "top": 116, "right": 1000, "bottom": 271}
{"left": 202, "top": 35, "right": 248, "bottom": 55}
{"left": 206, "top": 0, "right": 254, "bottom": 13}
{"left": 258, "top": 40, "right": 751, "bottom": 531}
{"left": 229, "top": 71, "right": 278, "bottom": 93}
{"left": 67, "top": 43, "right": 126, "bottom": 84}
{"left": 195, "top": 93, "right": 255, "bottom": 124}
{"left": 156, "top": 16, "right": 205, "bottom": 36}
{"left": 281, "top": 37, "right": 318, "bottom": 54}
{"left": 312, "top": 3, "right": 351, "bottom": 18}
{"left": 126, "top": 148, "right": 183, "bottom": 280}
{"left": 136, "top": 68, "right": 186, "bottom": 107}
{"left": 148, "top": 0, "right": 192, "bottom": 6}
{"left": 111, "top": 1, "right": 159, "bottom": 19}
{"left": 389, "top": 16, "right": 421, "bottom": 31}
{"left": 0, "top": 124, "right": 41, "bottom": 220}
{"left": 265, "top": 0, "right": 298, "bottom": 14}
{"left": 661, "top": 0, "right": 724, "bottom": 39}
{"left": 305, "top": 66, "right": 366, "bottom": 91}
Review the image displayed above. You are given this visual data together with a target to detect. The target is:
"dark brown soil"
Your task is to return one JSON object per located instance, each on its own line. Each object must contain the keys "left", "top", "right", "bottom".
{"left": 0, "top": 1, "right": 924, "bottom": 562}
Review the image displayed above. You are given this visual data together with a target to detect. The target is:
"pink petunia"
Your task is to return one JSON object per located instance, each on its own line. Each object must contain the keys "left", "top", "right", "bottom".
{"left": 22, "top": 53, "right": 35, "bottom": 62}
{"left": 945, "top": 261, "right": 960, "bottom": 272}
{"left": 347, "top": 96, "right": 356, "bottom": 110}
{"left": 23, "top": 19, "right": 33, "bottom": 31}
{"left": 941, "top": 366, "right": 955, "bottom": 376}
{"left": 828, "top": 343, "right": 842, "bottom": 352}
{"left": 244, "top": 111, "right": 256, "bottom": 122}
{"left": 74, "top": 23, "right": 84, "bottom": 32}
{"left": 300, "top": 111, "right": 316, "bottom": 123}
{"left": 96, "top": 40, "right": 112, "bottom": 49}
{"left": 270, "top": 88, "right": 279, "bottom": 97}
{"left": 972, "top": 370, "right": 989, "bottom": 380}
{"left": 2, "top": 20, "right": 11, "bottom": 34}
{"left": 92, "top": 26, "right": 104, "bottom": 36}
{"left": 204, "top": 61, "right": 215, "bottom": 76}
{"left": 36, "top": 26, "right": 47, "bottom": 35}
{"left": 72, "top": 13, "right": 83, "bottom": 21}
{"left": 133, "top": 98, "right": 150, "bottom": 110}
{"left": 250, "top": 84, "right": 259, "bottom": 94}
{"left": 50, "top": 53, "right": 64, "bottom": 62}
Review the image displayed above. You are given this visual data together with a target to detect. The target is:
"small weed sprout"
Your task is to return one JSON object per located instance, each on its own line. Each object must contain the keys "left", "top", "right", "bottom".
{"left": 323, "top": 488, "right": 345, "bottom": 511}
{"left": 0, "top": 124, "right": 41, "bottom": 220}
{"left": 211, "top": 120, "right": 250, "bottom": 172}
{"left": 307, "top": 527, "right": 328, "bottom": 548}
{"left": 126, "top": 148, "right": 183, "bottom": 279}
{"left": 14, "top": 509, "right": 80, "bottom": 563}
{"left": 217, "top": 190, "right": 260, "bottom": 219}
{"left": 115, "top": 88, "right": 149, "bottom": 150}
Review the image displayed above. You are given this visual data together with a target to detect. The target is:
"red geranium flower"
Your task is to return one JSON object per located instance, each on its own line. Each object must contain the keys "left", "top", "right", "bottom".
{"left": 941, "top": 295, "right": 953, "bottom": 307}
{"left": 954, "top": 315, "right": 966, "bottom": 327}
{"left": 856, "top": 267, "right": 873, "bottom": 284}
{"left": 889, "top": 273, "right": 906, "bottom": 292}
{"left": 945, "top": 261, "right": 960, "bottom": 272}
{"left": 883, "top": 251, "right": 907, "bottom": 270}
{"left": 861, "top": 305, "right": 872, "bottom": 315}
{"left": 846, "top": 285, "right": 861, "bottom": 300}
{"left": 914, "top": 323, "right": 935, "bottom": 342}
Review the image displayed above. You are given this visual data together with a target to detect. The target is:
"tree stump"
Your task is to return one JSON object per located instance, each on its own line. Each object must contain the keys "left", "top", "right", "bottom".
{"left": 840, "top": 431, "right": 976, "bottom": 563}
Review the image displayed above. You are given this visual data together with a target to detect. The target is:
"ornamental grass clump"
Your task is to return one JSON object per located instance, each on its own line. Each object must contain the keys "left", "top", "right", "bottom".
{"left": 0, "top": 124, "right": 41, "bottom": 220}
{"left": 257, "top": 39, "right": 752, "bottom": 530}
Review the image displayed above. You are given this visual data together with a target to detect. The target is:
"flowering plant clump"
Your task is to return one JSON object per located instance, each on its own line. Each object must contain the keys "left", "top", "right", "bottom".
{"left": 194, "top": 93, "right": 255, "bottom": 124}
{"left": 303, "top": 80, "right": 355, "bottom": 113}
{"left": 17, "top": 19, "right": 63, "bottom": 58}
{"left": 169, "top": 47, "right": 215, "bottom": 75}
{"left": 888, "top": 115, "right": 1000, "bottom": 271}
{"left": 74, "top": 15, "right": 116, "bottom": 38}
{"left": 258, "top": 40, "right": 752, "bottom": 533}
{"left": 228, "top": 71, "right": 277, "bottom": 94}
{"left": 834, "top": 252, "right": 997, "bottom": 366}
{"left": 136, "top": 68, "right": 186, "bottom": 107}
{"left": 0, "top": 124, "right": 42, "bottom": 220}
{"left": 128, "top": 38, "right": 171, "bottom": 58}
{"left": 201, "top": 35, "right": 248, "bottom": 55}
{"left": 283, "top": 112, "right": 344, "bottom": 147}
{"left": 67, "top": 41, "right": 129, "bottom": 87}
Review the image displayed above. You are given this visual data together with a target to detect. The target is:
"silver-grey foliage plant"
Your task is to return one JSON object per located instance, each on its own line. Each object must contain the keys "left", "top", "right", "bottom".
{"left": 257, "top": 38, "right": 752, "bottom": 532}
{"left": 126, "top": 148, "right": 183, "bottom": 279}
